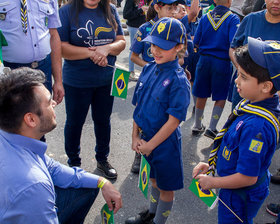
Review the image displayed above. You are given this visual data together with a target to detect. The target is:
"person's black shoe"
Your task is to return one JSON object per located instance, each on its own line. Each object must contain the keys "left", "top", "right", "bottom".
{"left": 97, "top": 161, "right": 117, "bottom": 179}
{"left": 192, "top": 124, "right": 206, "bottom": 136}
{"left": 266, "top": 203, "right": 280, "bottom": 217}
{"left": 131, "top": 152, "right": 141, "bottom": 174}
{"left": 204, "top": 128, "right": 218, "bottom": 140}
{"left": 271, "top": 169, "right": 280, "bottom": 184}
{"left": 125, "top": 210, "right": 155, "bottom": 224}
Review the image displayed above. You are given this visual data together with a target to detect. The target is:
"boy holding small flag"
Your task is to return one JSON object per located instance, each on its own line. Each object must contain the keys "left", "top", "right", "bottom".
{"left": 193, "top": 37, "right": 280, "bottom": 224}
{"left": 126, "top": 17, "right": 190, "bottom": 224}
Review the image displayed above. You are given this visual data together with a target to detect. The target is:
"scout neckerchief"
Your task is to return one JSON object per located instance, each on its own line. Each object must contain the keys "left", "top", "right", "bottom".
{"left": 207, "top": 8, "right": 232, "bottom": 31}
{"left": 21, "top": 0, "right": 28, "bottom": 34}
{"left": 207, "top": 99, "right": 280, "bottom": 176}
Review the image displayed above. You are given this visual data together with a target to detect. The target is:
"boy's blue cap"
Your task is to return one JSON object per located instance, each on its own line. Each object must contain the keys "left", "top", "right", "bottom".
{"left": 142, "top": 17, "right": 186, "bottom": 50}
{"left": 152, "top": 0, "right": 186, "bottom": 6}
{"left": 248, "top": 37, "right": 280, "bottom": 91}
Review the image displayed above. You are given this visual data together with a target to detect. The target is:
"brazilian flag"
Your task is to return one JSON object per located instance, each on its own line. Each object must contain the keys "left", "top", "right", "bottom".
{"left": 138, "top": 155, "right": 151, "bottom": 199}
{"left": 202, "top": 4, "right": 215, "bottom": 15}
{"left": 110, "top": 67, "right": 130, "bottom": 99}
{"left": 189, "top": 178, "right": 218, "bottom": 208}
{"left": 0, "top": 30, "right": 7, "bottom": 67}
{"left": 101, "top": 203, "right": 114, "bottom": 224}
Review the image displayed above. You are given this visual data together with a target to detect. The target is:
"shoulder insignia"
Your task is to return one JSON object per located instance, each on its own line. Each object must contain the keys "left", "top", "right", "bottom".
{"left": 249, "top": 139, "right": 263, "bottom": 154}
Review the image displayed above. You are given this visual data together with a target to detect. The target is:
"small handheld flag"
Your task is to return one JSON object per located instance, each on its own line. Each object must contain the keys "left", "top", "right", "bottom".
{"left": 110, "top": 67, "right": 130, "bottom": 99}
{"left": 101, "top": 203, "right": 114, "bottom": 224}
{"left": 138, "top": 155, "right": 151, "bottom": 199}
{"left": 188, "top": 178, "right": 218, "bottom": 208}
{"left": 0, "top": 30, "right": 8, "bottom": 75}
{"left": 202, "top": 4, "right": 215, "bottom": 15}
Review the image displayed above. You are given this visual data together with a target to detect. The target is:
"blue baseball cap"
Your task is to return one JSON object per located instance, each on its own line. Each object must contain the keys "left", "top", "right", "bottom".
{"left": 152, "top": 0, "right": 186, "bottom": 6}
{"left": 248, "top": 37, "right": 280, "bottom": 91}
{"left": 142, "top": 17, "right": 186, "bottom": 50}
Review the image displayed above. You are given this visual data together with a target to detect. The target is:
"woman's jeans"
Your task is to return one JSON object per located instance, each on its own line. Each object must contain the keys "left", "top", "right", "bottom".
{"left": 128, "top": 26, "right": 138, "bottom": 72}
{"left": 64, "top": 84, "right": 114, "bottom": 166}
{"left": 55, "top": 186, "right": 99, "bottom": 224}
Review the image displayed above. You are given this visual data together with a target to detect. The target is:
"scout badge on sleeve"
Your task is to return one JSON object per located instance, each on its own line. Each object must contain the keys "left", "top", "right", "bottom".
{"left": 110, "top": 67, "right": 130, "bottom": 99}
{"left": 101, "top": 203, "right": 114, "bottom": 224}
{"left": 138, "top": 155, "right": 151, "bottom": 199}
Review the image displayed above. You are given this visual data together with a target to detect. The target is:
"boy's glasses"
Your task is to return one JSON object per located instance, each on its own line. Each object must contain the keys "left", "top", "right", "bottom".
{"left": 158, "top": 3, "right": 180, "bottom": 13}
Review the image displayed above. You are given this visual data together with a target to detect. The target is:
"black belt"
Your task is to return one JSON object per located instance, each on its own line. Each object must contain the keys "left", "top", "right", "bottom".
{"left": 4, "top": 57, "right": 48, "bottom": 69}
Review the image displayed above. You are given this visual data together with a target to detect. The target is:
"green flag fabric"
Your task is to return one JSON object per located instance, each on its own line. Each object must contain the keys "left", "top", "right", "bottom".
{"left": 110, "top": 67, "right": 130, "bottom": 99}
{"left": 101, "top": 203, "right": 114, "bottom": 224}
{"left": 0, "top": 30, "right": 7, "bottom": 66}
{"left": 202, "top": 4, "right": 215, "bottom": 15}
{"left": 138, "top": 155, "right": 151, "bottom": 199}
{"left": 189, "top": 178, "right": 218, "bottom": 208}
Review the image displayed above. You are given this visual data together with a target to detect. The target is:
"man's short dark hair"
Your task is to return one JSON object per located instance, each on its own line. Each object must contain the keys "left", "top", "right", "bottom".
{"left": 235, "top": 45, "right": 277, "bottom": 94}
{"left": 0, "top": 67, "right": 46, "bottom": 133}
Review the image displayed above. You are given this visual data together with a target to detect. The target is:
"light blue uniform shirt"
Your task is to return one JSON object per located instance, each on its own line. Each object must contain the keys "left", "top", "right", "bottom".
{"left": 0, "top": 0, "right": 61, "bottom": 63}
{"left": 0, "top": 130, "right": 99, "bottom": 223}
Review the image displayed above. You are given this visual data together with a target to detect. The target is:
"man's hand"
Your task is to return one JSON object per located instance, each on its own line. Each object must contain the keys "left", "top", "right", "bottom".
{"left": 101, "top": 180, "right": 122, "bottom": 213}
{"left": 52, "top": 81, "right": 64, "bottom": 104}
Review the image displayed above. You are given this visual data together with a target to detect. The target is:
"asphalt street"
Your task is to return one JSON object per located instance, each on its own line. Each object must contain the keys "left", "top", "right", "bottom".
{"left": 45, "top": 5, "right": 280, "bottom": 224}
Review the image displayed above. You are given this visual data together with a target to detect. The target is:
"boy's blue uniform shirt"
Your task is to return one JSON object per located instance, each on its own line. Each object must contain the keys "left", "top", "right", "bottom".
{"left": 58, "top": 4, "right": 123, "bottom": 88}
{"left": 130, "top": 18, "right": 158, "bottom": 62}
{"left": 216, "top": 95, "right": 280, "bottom": 223}
{"left": 132, "top": 59, "right": 190, "bottom": 190}
{"left": 194, "top": 5, "right": 240, "bottom": 59}
{"left": 231, "top": 10, "right": 280, "bottom": 48}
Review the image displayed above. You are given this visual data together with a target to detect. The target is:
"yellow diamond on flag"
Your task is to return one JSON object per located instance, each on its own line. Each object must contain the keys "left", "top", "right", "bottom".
{"left": 195, "top": 181, "right": 214, "bottom": 198}
{"left": 141, "top": 164, "right": 148, "bottom": 190}
{"left": 115, "top": 73, "right": 126, "bottom": 96}
{"left": 102, "top": 210, "right": 111, "bottom": 224}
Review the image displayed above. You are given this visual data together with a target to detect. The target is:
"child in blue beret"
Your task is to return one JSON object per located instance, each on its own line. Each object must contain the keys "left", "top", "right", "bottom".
{"left": 126, "top": 17, "right": 190, "bottom": 224}
{"left": 193, "top": 37, "right": 280, "bottom": 224}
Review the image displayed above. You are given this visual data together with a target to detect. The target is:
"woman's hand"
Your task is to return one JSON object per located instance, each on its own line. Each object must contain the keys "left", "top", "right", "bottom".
{"left": 89, "top": 45, "right": 110, "bottom": 67}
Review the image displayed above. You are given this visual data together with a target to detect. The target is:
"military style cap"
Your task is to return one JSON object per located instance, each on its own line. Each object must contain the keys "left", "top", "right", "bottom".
{"left": 248, "top": 37, "right": 280, "bottom": 91}
{"left": 142, "top": 17, "right": 186, "bottom": 50}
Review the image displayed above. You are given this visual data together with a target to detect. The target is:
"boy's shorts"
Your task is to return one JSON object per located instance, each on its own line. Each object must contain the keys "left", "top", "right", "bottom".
{"left": 192, "top": 55, "right": 232, "bottom": 101}
{"left": 218, "top": 188, "right": 266, "bottom": 224}
{"left": 144, "top": 129, "right": 184, "bottom": 191}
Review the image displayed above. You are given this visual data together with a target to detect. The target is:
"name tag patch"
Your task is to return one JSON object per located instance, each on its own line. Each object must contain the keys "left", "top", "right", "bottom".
{"left": 249, "top": 139, "right": 263, "bottom": 154}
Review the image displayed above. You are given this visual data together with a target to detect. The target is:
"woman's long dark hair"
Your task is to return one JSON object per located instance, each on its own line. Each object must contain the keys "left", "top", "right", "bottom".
{"left": 68, "top": 0, "right": 117, "bottom": 31}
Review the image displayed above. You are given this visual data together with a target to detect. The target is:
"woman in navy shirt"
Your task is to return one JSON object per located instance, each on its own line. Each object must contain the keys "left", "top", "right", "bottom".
{"left": 58, "top": 0, "right": 125, "bottom": 179}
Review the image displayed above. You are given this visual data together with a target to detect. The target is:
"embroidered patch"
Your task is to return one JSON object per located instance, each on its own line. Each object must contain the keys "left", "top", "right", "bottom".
{"left": 236, "top": 121, "right": 243, "bottom": 131}
{"left": 222, "top": 146, "right": 231, "bottom": 161}
{"left": 147, "top": 47, "right": 152, "bottom": 57}
{"left": 157, "top": 22, "right": 166, "bottom": 34}
{"left": 162, "top": 79, "right": 170, "bottom": 87}
{"left": 137, "top": 36, "right": 142, "bottom": 42}
{"left": 249, "top": 139, "right": 263, "bottom": 153}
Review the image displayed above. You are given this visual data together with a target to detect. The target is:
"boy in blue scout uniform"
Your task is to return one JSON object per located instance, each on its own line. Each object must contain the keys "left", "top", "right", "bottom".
{"left": 129, "top": 0, "right": 184, "bottom": 174}
{"left": 126, "top": 17, "right": 190, "bottom": 224}
{"left": 191, "top": 0, "right": 240, "bottom": 139}
{"left": 192, "top": 37, "right": 280, "bottom": 224}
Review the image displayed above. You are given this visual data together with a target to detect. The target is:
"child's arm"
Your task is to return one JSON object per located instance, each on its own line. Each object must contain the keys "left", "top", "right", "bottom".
{"left": 138, "top": 115, "right": 180, "bottom": 156}
{"left": 131, "top": 52, "right": 149, "bottom": 67}
{"left": 132, "top": 121, "right": 142, "bottom": 153}
{"left": 196, "top": 172, "right": 258, "bottom": 190}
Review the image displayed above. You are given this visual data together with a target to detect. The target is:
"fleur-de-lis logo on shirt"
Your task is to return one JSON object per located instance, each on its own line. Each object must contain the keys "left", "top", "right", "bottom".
{"left": 77, "top": 20, "right": 95, "bottom": 47}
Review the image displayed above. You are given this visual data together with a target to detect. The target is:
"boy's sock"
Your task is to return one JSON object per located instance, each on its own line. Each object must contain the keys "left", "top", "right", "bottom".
{"left": 149, "top": 186, "right": 160, "bottom": 214}
{"left": 192, "top": 95, "right": 197, "bottom": 106}
{"left": 209, "top": 106, "right": 223, "bottom": 131}
{"left": 153, "top": 199, "right": 173, "bottom": 224}
{"left": 194, "top": 107, "right": 204, "bottom": 128}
